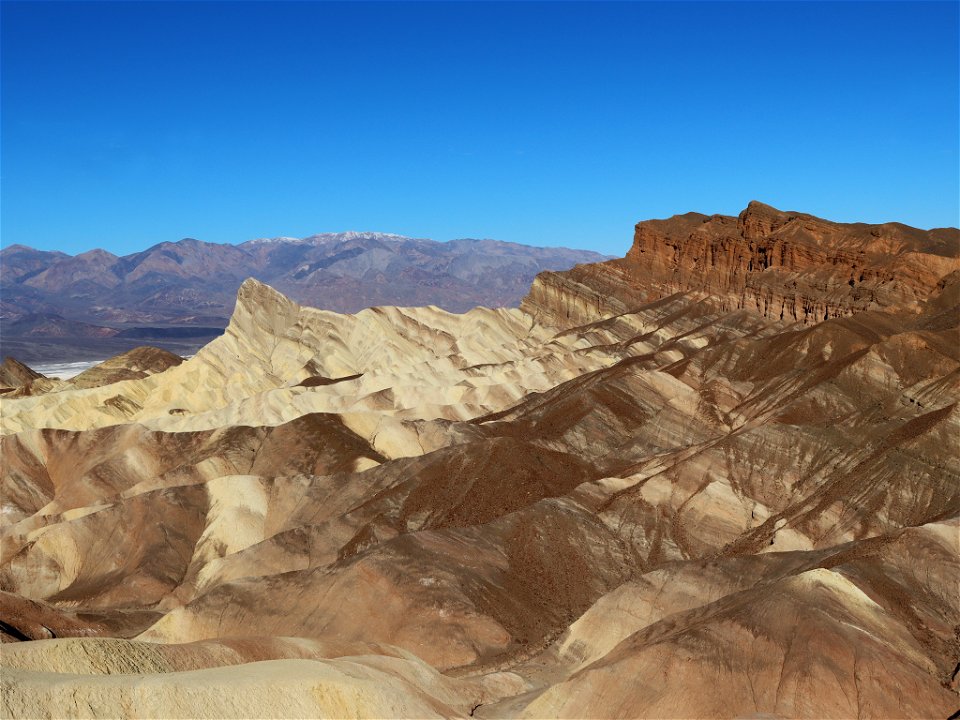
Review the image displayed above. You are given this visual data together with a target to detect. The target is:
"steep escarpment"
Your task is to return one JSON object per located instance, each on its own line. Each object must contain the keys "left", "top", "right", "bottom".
{"left": 523, "top": 201, "right": 960, "bottom": 328}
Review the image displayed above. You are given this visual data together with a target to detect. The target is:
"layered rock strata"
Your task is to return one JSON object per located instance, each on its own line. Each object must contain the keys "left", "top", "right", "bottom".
{"left": 523, "top": 201, "right": 960, "bottom": 328}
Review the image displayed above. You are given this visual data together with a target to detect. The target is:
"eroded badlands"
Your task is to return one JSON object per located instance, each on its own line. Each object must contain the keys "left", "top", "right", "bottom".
{"left": 2, "top": 203, "right": 958, "bottom": 718}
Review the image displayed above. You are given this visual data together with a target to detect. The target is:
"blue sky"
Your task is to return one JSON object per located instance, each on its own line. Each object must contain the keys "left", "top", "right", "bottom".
{"left": 2, "top": 1, "right": 958, "bottom": 256}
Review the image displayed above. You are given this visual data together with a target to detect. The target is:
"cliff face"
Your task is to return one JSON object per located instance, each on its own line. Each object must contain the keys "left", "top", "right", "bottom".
{"left": 523, "top": 201, "right": 960, "bottom": 328}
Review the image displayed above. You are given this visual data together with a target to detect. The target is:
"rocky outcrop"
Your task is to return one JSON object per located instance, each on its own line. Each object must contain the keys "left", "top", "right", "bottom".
{"left": 0, "top": 357, "right": 43, "bottom": 390}
{"left": 523, "top": 201, "right": 960, "bottom": 328}
{"left": 520, "top": 263, "right": 644, "bottom": 329}
{"left": 0, "top": 357, "right": 63, "bottom": 398}
{"left": 70, "top": 346, "right": 183, "bottom": 389}
{"left": 0, "top": 348, "right": 183, "bottom": 398}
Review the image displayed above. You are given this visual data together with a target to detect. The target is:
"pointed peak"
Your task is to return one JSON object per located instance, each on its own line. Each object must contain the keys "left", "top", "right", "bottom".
{"left": 738, "top": 201, "right": 792, "bottom": 238}
{"left": 235, "top": 277, "right": 298, "bottom": 310}
{"left": 745, "top": 200, "right": 782, "bottom": 212}
{"left": 74, "top": 248, "right": 119, "bottom": 260}
{"left": 231, "top": 278, "right": 301, "bottom": 335}
{"left": 237, "top": 276, "right": 283, "bottom": 298}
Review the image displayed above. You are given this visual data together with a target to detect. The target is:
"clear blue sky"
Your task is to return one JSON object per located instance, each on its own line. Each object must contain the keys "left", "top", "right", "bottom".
{"left": 2, "top": 1, "right": 958, "bottom": 256}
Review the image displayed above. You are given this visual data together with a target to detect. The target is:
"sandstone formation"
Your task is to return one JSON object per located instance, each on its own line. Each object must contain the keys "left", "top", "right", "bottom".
{"left": 1, "top": 203, "right": 958, "bottom": 719}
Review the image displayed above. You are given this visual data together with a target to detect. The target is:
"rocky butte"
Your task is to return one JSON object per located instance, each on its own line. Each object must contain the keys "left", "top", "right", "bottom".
{"left": 1, "top": 202, "right": 958, "bottom": 719}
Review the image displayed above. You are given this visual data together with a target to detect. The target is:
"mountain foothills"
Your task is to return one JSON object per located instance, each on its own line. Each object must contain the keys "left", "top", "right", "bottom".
{"left": 1, "top": 202, "right": 959, "bottom": 719}
{"left": 0, "top": 233, "right": 609, "bottom": 362}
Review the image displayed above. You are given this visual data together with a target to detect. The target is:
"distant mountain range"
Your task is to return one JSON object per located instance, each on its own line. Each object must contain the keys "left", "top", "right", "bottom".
{"left": 0, "top": 233, "right": 611, "bottom": 361}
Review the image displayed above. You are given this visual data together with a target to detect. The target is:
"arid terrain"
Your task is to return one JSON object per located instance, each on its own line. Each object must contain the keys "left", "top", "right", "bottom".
{"left": 0, "top": 233, "right": 609, "bottom": 363}
{"left": 1, "top": 201, "right": 958, "bottom": 719}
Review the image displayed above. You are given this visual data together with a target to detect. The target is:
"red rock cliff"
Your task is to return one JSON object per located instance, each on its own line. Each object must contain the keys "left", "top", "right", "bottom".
{"left": 523, "top": 201, "right": 960, "bottom": 328}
